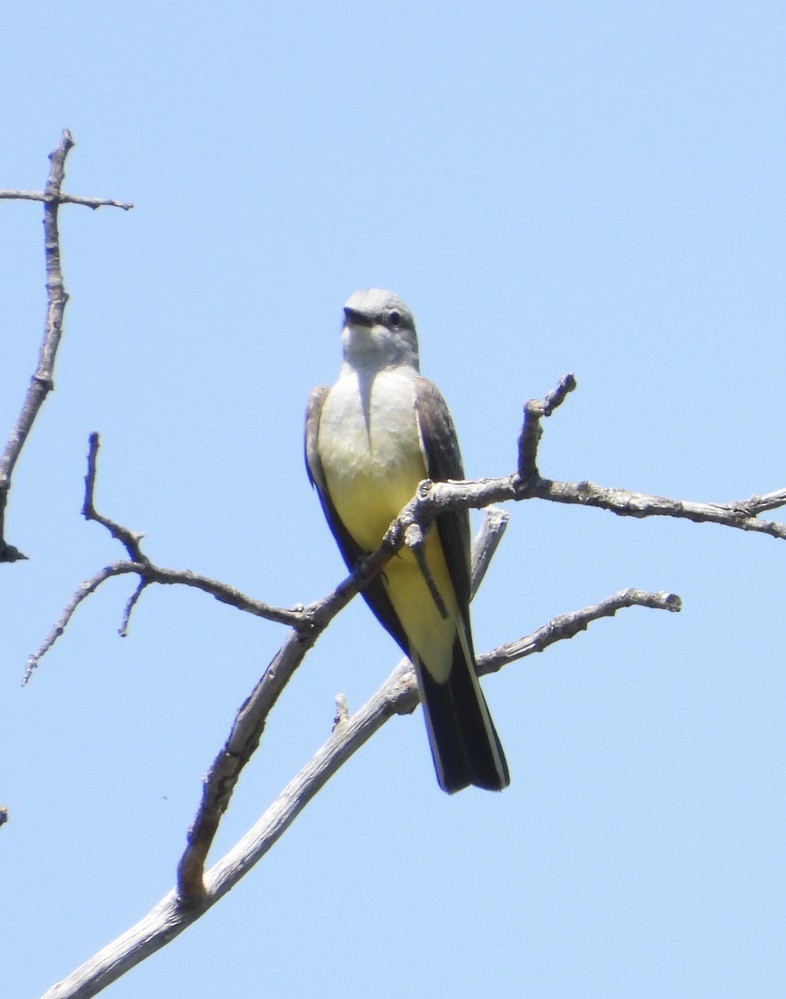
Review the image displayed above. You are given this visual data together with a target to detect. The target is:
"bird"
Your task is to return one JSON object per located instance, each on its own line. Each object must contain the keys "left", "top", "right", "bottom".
{"left": 305, "top": 288, "right": 509, "bottom": 793}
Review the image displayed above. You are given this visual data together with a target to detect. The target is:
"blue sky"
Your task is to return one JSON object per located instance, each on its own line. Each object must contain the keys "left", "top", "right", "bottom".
{"left": 2, "top": 3, "right": 785, "bottom": 997}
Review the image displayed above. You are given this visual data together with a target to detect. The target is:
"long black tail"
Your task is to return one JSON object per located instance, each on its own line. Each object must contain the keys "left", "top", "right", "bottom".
{"left": 416, "top": 635, "right": 510, "bottom": 794}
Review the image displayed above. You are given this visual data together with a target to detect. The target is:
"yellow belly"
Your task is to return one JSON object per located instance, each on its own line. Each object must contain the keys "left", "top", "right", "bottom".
{"left": 319, "top": 369, "right": 460, "bottom": 681}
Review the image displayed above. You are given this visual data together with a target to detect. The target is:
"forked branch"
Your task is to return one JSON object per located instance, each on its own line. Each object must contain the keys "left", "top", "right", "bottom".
{"left": 0, "top": 131, "right": 131, "bottom": 562}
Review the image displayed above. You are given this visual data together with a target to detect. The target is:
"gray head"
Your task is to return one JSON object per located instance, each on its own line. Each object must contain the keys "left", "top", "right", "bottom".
{"left": 341, "top": 289, "right": 420, "bottom": 371}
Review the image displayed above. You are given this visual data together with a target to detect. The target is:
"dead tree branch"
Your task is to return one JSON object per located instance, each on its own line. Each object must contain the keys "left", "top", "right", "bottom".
{"left": 517, "top": 371, "right": 577, "bottom": 480}
{"left": 0, "top": 189, "right": 133, "bottom": 211}
{"left": 174, "top": 504, "right": 512, "bottom": 907}
{"left": 23, "top": 554, "right": 309, "bottom": 684}
{"left": 39, "top": 579, "right": 674, "bottom": 999}
{"left": 0, "top": 131, "right": 131, "bottom": 562}
{"left": 82, "top": 432, "right": 148, "bottom": 562}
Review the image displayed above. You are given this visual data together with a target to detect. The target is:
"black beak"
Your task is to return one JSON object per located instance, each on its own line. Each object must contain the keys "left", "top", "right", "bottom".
{"left": 343, "top": 306, "right": 373, "bottom": 327}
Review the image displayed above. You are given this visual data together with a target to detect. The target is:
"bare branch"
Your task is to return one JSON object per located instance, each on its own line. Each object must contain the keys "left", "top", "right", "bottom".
{"left": 330, "top": 373, "right": 781, "bottom": 546}
{"left": 119, "top": 500, "right": 504, "bottom": 906}
{"left": 479, "top": 587, "right": 682, "bottom": 672}
{"left": 0, "top": 130, "right": 73, "bottom": 559}
{"left": 517, "top": 372, "right": 577, "bottom": 480}
{"left": 175, "top": 505, "right": 509, "bottom": 905}
{"left": 525, "top": 478, "right": 786, "bottom": 539}
{"left": 24, "top": 434, "right": 314, "bottom": 680}
{"left": 39, "top": 584, "right": 675, "bottom": 999}
{"left": 396, "top": 474, "right": 786, "bottom": 542}
{"left": 35, "top": 438, "right": 512, "bottom": 904}
{"left": 119, "top": 578, "right": 148, "bottom": 637}
{"left": 23, "top": 561, "right": 145, "bottom": 683}
{"left": 176, "top": 628, "right": 310, "bottom": 906}
{"left": 23, "top": 556, "right": 311, "bottom": 682}
{"left": 82, "top": 433, "right": 148, "bottom": 562}
{"left": 0, "top": 132, "right": 131, "bottom": 562}
{"left": 470, "top": 505, "right": 509, "bottom": 600}
{"left": 0, "top": 189, "right": 133, "bottom": 211}
{"left": 382, "top": 468, "right": 786, "bottom": 549}
{"left": 398, "top": 372, "right": 786, "bottom": 544}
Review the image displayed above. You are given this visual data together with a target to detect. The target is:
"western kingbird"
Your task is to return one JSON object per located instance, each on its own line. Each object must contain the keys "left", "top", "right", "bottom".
{"left": 305, "top": 289, "right": 509, "bottom": 793}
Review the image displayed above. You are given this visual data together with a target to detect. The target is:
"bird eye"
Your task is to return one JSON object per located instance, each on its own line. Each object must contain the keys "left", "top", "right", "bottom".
{"left": 388, "top": 310, "right": 401, "bottom": 328}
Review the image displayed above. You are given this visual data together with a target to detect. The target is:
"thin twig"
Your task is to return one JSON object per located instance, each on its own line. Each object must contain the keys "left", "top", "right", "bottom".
{"left": 0, "top": 189, "right": 133, "bottom": 211}
{"left": 470, "top": 505, "right": 509, "bottom": 600}
{"left": 517, "top": 372, "right": 576, "bottom": 480}
{"left": 82, "top": 433, "right": 148, "bottom": 562}
{"left": 119, "top": 579, "right": 148, "bottom": 637}
{"left": 479, "top": 588, "right": 682, "bottom": 672}
{"left": 23, "top": 562, "right": 145, "bottom": 683}
{"left": 23, "top": 558, "right": 311, "bottom": 683}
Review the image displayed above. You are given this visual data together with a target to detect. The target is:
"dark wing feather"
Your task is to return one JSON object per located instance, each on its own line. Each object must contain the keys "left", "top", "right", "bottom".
{"left": 304, "top": 385, "right": 409, "bottom": 652}
{"left": 413, "top": 377, "right": 509, "bottom": 792}
{"left": 412, "top": 377, "right": 473, "bottom": 623}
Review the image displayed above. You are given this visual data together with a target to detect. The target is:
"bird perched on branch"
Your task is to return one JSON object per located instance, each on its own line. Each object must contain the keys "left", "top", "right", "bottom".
{"left": 305, "top": 289, "right": 509, "bottom": 793}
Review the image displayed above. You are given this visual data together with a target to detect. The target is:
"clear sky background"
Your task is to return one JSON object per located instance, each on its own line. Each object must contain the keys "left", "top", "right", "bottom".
{"left": 2, "top": 3, "right": 785, "bottom": 997}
